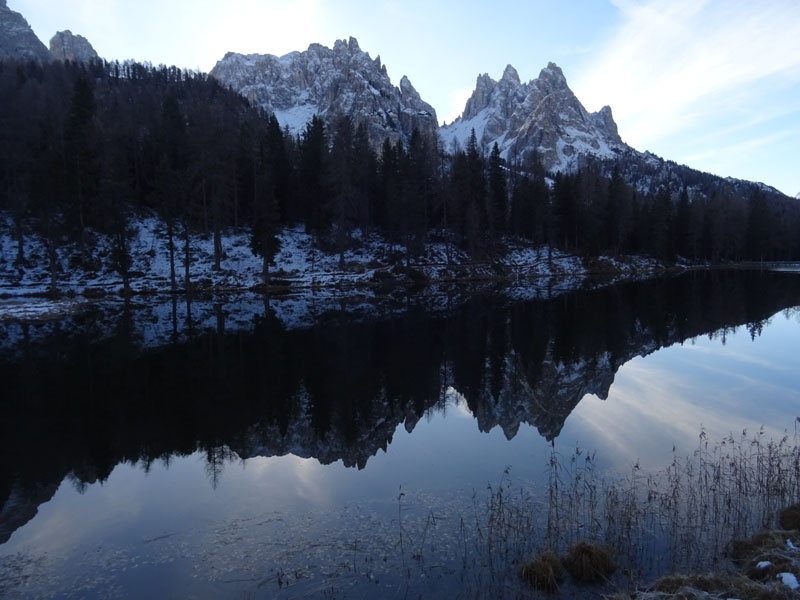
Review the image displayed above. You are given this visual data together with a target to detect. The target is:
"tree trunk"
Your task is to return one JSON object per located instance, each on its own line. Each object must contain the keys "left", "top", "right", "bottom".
{"left": 215, "top": 303, "right": 225, "bottom": 338}
{"left": 201, "top": 179, "right": 208, "bottom": 234}
{"left": 122, "top": 268, "right": 131, "bottom": 296}
{"left": 167, "top": 220, "right": 176, "bottom": 293}
{"left": 183, "top": 221, "right": 191, "bottom": 294}
{"left": 14, "top": 215, "right": 24, "bottom": 269}
{"left": 48, "top": 237, "right": 58, "bottom": 297}
{"left": 213, "top": 200, "right": 222, "bottom": 271}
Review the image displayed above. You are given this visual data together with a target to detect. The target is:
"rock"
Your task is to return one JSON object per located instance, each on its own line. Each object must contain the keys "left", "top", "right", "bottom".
{"left": 210, "top": 37, "right": 438, "bottom": 150}
{"left": 49, "top": 30, "right": 99, "bottom": 63}
{"left": 440, "top": 61, "right": 627, "bottom": 172}
{"left": 0, "top": 0, "right": 52, "bottom": 62}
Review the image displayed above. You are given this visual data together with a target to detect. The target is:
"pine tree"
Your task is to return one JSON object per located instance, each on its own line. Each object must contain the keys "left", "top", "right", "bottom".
{"left": 250, "top": 182, "right": 281, "bottom": 285}
{"left": 64, "top": 75, "right": 99, "bottom": 254}
{"left": 487, "top": 143, "right": 508, "bottom": 240}
{"left": 328, "top": 115, "right": 356, "bottom": 266}
{"left": 298, "top": 115, "right": 328, "bottom": 235}
{"left": 463, "top": 128, "right": 486, "bottom": 255}
{"left": 674, "top": 187, "right": 691, "bottom": 259}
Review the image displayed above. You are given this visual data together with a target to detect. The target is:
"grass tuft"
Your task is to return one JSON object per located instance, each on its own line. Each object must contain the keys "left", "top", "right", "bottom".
{"left": 563, "top": 541, "right": 615, "bottom": 583}
{"left": 519, "top": 549, "right": 563, "bottom": 592}
{"left": 650, "top": 572, "right": 800, "bottom": 600}
{"left": 731, "top": 529, "right": 787, "bottom": 559}
{"left": 780, "top": 504, "right": 800, "bottom": 530}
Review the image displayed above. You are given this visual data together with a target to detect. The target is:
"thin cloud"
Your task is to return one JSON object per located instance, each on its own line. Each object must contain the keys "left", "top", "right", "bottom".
{"left": 574, "top": 0, "right": 800, "bottom": 148}
{"left": 680, "top": 129, "right": 799, "bottom": 165}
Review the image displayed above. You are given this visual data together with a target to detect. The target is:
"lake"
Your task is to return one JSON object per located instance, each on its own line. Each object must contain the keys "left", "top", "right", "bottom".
{"left": 1, "top": 270, "right": 799, "bottom": 598}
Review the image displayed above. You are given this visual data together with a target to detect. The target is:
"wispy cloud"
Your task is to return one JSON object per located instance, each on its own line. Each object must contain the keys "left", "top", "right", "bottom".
{"left": 574, "top": 0, "right": 800, "bottom": 148}
{"left": 680, "top": 129, "right": 799, "bottom": 165}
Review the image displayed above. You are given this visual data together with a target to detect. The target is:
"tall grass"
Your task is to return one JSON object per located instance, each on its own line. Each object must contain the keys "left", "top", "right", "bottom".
{"left": 474, "top": 426, "right": 800, "bottom": 587}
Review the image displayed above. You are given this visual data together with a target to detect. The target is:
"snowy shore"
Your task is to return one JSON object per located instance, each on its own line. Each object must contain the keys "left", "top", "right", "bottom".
{"left": 0, "top": 212, "right": 669, "bottom": 322}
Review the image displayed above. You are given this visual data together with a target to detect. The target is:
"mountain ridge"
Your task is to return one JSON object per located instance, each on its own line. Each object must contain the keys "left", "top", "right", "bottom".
{"left": 439, "top": 61, "right": 626, "bottom": 172}
{"left": 210, "top": 36, "right": 438, "bottom": 150}
{"left": 0, "top": 2, "right": 794, "bottom": 199}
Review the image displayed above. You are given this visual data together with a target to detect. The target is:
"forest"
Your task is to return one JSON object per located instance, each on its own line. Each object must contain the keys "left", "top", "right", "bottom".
{"left": 2, "top": 58, "right": 800, "bottom": 293}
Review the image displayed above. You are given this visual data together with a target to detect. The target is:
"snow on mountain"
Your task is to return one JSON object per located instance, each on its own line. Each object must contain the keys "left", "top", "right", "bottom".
{"left": 0, "top": 0, "right": 51, "bottom": 62}
{"left": 440, "top": 62, "right": 627, "bottom": 172}
{"left": 210, "top": 37, "right": 438, "bottom": 148}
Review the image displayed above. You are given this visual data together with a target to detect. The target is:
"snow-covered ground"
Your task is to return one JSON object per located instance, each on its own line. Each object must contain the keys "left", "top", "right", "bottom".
{"left": 0, "top": 211, "right": 668, "bottom": 324}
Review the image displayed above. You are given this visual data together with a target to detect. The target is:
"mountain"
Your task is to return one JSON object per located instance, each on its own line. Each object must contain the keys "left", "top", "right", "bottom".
{"left": 440, "top": 62, "right": 626, "bottom": 172}
{"left": 210, "top": 37, "right": 438, "bottom": 149}
{"left": 49, "top": 29, "right": 98, "bottom": 63}
{"left": 0, "top": 0, "right": 51, "bottom": 62}
{"left": 440, "top": 62, "right": 792, "bottom": 201}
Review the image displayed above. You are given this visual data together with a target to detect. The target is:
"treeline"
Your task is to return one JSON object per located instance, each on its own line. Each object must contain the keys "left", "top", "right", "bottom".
{"left": 2, "top": 58, "right": 799, "bottom": 294}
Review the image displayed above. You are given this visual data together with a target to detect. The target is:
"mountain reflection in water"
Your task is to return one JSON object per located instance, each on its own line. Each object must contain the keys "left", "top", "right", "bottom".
{"left": 1, "top": 270, "right": 800, "bottom": 550}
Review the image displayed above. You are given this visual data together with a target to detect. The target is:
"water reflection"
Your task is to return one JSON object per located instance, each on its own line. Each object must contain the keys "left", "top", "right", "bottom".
{"left": 1, "top": 270, "right": 800, "bottom": 548}
{"left": 567, "top": 311, "right": 800, "bottom": 468}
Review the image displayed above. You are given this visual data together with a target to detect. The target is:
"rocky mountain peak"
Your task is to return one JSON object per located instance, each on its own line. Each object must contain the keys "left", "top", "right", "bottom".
{"left": 543, "top": 61, "right": 565, "bottom": 79}
{"left": 462, "top": 72, "right": 497, "bottom": 120}
{"left": 501, "top": 64, "right": 520, "bottom": 85}
{"left": 592, "top": 105, "right": 621, "bottom": 142}
{"left": 0, "top": 0, "right": 52, "bottom": 62}
{"left": 399, "top": 75, "right": 420, "bottom": 101}
{"left": 441, "top": 61, "right": 627, "bottom": 172}
{"left": 210, "top": 37, "right": 438, "bottom": 150}
{"left": 49, "top": 30, "right": 98, "bottom": 63}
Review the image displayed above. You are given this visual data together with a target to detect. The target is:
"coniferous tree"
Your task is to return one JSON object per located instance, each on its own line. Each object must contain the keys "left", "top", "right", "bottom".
{"left": 64, "top": 75, "right": 99, "bottom": 254}
{"left": 461, "top": 129, "right": 486, "bottom": 255}
{"left": 674, "top": 187, "right": 691, "bottom": 259}
{"left": 403, "top": 129, "right": 430, "bottom": 261}
{"left": 264, "top": 114, "right": 293, "bottom": 223}
{"left": 298, "top": 115, "right": 328, "bottom": 236}
{"left": 156, "top": 94, "right": 190, "bottom": 292}
{"left": 250, "top": 180, "right": 281, "bottom": 284}
{"left": 351, "top": 122, "right": 377, "bottom": 233}
{"left": 487, "top": 142, "right": 508, "bottom": 242}
{"left": 650, "top": 186, "right": 674, "bottom": 260}
{"left": 328, "top": 114, "right": 356, "bottom": 265}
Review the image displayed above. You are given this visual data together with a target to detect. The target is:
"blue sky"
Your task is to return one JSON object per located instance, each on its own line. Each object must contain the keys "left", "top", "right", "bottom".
{"left": 11, "top": 0, "right": 800, "bottom": 196}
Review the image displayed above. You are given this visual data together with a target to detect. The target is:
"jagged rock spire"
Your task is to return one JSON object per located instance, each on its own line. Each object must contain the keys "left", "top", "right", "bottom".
{"left": 441, "top": 61, "right": 626, "bottom": 172}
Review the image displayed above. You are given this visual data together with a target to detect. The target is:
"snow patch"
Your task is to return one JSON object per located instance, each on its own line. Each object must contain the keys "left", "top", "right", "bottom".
{"left": 439, "top": 108, "right": 490, "bottom": 153}
{"left": 273, "top": 104, "right": 319, "bottom": 135}
{"left": 777, "top": 572, "right": 799, "bottom": 589}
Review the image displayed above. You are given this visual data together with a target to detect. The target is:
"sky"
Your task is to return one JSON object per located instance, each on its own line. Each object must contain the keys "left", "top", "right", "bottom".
{"left": 10, "top": 0, "right": 800, "bottom": 197}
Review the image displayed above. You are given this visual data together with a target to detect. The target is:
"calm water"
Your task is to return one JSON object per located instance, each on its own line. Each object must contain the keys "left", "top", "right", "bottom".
{"left": 1, "top": 270, "right": 799, "bottom": 598}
